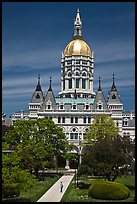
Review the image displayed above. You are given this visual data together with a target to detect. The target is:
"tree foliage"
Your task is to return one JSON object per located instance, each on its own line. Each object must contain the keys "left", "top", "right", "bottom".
{"left": 2, "top": 142, "right": 36, "bottom": 198}
{"left": 81, "top": 114, "right": 134, "bottom": 181}
{"left": 86, "top": 114, "right": 119, "bottom": 142}
{"left": 3, "top": 118, "right": 72, "bottom": 176}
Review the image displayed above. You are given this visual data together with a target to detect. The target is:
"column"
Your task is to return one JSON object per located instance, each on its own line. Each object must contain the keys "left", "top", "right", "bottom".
{"left": 65, "top": 159, "right": 70, "bottom": 169}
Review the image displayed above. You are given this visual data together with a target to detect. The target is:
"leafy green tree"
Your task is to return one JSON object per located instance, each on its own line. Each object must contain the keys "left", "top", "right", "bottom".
{"left": 2, "top": 142, "right": 36, "bottom": 199}
{"left": 81, "top": 114, "right": 134, "bottom": 181}
{"left": 86, "top": 114, "right": 119, "bottom": 142}
{"left": 3, "top": 118, "right": 72, "bottom": 175}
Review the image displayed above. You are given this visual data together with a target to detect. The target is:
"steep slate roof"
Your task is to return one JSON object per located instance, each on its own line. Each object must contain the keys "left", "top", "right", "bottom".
{"left": 107, "top": 74, "right": 122, "bottom": 104}
{"left": 30, "top": 75, "right": 44, "bottom": 103}
{"left": 39, "top": 77, "right": 56, "bottom": 111}
{"left": 93, "top": 77, "right": 109, "bottom": 111}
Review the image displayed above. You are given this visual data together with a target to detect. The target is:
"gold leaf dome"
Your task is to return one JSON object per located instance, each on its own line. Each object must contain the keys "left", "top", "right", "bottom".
{"left": 64, "top": 39, "right": 92, "bottom": 57}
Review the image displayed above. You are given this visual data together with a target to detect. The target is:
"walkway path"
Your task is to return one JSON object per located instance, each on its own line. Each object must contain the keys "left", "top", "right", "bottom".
{"left": 37, "top": 170, "right": 75, "bottom": 202}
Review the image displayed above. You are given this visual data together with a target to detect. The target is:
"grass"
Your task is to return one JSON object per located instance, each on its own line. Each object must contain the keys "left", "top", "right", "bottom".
{"left": 2, "top": 175, "right": 61, "bottom": 202}
{"left": 61, "top": 175, "right": 135, "bottom": 202}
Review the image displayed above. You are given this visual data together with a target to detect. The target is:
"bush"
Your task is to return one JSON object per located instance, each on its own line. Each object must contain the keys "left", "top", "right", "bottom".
{"left": 88, "top": 180, "right": 130, "bottom": 200}
{"left": 2, "top": 183, "right": 20, "bottom": 199}
{"left": 77, "top": 165, "right": 90, "bottom": 177}
{"left": 78, "top": 181, "right": 91, "bottom": 189}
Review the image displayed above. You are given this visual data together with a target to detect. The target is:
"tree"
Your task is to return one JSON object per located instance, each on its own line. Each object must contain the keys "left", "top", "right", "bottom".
{"left": 2, "top": 142, "right": 36, "bottom": 199}
{"left": 81, "top": 114, "right": 134, "bottom": 181}
{"left": 86, "top": 114, "right": 119, "bottom": 142}
{"left": 3, "top": 118, "right": 72, "bottom": 176}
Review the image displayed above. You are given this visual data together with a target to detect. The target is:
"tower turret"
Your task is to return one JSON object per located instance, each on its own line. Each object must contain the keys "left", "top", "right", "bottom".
{"left": 73, "top": 8, "right": 83, "bottom": 39}
{"left": 93, "top": 77, "right": 109, "bottom": 112}
{"left": 29, "top": 74, "right": 44, "bottom": 119}
{"left": 59, "top": 9, "right": 95, "bottom": 98}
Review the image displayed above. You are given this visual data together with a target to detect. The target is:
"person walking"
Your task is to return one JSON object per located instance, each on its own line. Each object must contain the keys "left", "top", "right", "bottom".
{"left": 60, "top": 181, "right": 63, "bottom": 193}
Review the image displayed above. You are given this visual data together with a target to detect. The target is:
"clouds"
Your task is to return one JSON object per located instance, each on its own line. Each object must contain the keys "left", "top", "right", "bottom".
{"left": 2, "top": 2, "right": 135, "bottom": 116}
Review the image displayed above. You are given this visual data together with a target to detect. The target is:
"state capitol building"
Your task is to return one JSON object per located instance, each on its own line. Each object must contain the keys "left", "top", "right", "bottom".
{"left": 10, "top": 9, "right": 135, "bottom": 168}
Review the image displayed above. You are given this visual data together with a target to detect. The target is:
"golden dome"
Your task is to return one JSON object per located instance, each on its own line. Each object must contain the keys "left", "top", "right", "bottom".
{"left": 64, "top": 39, "right": 92, "bottom": 57}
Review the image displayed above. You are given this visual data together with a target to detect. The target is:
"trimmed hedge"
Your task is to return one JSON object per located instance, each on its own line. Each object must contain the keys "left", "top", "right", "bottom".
{"left": 88, "top": 180, "right": 130, "bottom": 200}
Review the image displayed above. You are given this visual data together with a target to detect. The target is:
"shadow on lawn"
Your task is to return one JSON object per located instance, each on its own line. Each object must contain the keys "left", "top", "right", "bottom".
{"left": 2, "top": 198, "right": 31, "bottom": 202}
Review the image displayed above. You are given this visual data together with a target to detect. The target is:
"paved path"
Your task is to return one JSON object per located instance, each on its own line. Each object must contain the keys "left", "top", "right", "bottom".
{"left": 37, "top": 171, "right": 75, "bottom": 202}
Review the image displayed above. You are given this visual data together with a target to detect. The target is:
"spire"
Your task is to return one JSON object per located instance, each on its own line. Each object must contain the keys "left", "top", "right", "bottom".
{"left": 98, "top": 76, "right": 102, "bottom": 91}
{"left": 111, "top": 73, "right": 117, "bottom": 91}
{"left": 38, "top": 74, "right": 40, "bottom": 84}
{"left": 73, "top": 8, "right": 83, "bottom": 40}
{"left": 48, "top": 76, "right": 52, "bottom": 91}
{"left": 36, "top": 74, "right": 42, "bottom": 91}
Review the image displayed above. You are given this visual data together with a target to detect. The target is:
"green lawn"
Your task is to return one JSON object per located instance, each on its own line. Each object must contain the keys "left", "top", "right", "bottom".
{"left": 61, "top": 175, "right": 135, "bottom": 202}
{"left": 2, "top": 175, "right": 61, "bottom": 202}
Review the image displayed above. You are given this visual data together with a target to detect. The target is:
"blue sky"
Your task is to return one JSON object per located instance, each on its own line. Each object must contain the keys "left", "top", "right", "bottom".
{"left": 2, "top": 2, "right": 135, "bottom": 116}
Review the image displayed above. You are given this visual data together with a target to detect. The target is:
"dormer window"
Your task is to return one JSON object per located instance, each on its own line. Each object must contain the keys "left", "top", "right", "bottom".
{"left": 112, "top": 94, "right": 116, "bottom": 99}
{"left": 97, "top": 100, "right": 103, "bottom": 110}
{"left": 36, "top": 93, "right": 40, "bottom": 98}
{"left": 85, "top": 104, "right": 89, "bottom": 110}
{"left": 60, "top": 104, "right": 64, "bottom": 109}
{"left": 47, "top": 105, "right": 51, "bottom": 109}
{"left": 47, "top": 101, "right": 52, "bottom": 110}
{"left": 99, "top": 105, "right": 102, "bottom": 110}
{"left": 73, "top": 104, "right": 76, "bottom": 109}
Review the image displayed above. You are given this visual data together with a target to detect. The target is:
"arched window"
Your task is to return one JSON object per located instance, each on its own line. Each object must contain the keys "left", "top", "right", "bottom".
{"left": 82, "top": 79, "right": 86, "bottom": 89}
{"left": 58, "top": 117, "right": 61, "bottom": 123}
{"left": 69, "top": 79, "right": 72, "bottom": 89}
{"left": 75, "top": 71, "right": 80, "bottom": 76}
{"left": 82, "top": 72, "right": 86, "bottom": 77}
{"left": 76, "top": 78, "right": 80, "bottom": 88}
{"left": 36, "top": 93, "right": 40, "bottom": 98}
{"left": 68, "top": 72, "right": 72, "bottom": 77}
{"left": 70, "top": 128, "right": 78, "bottom": 139}
{"left": 99, "top": 105, "right": 102, "bottom": 110}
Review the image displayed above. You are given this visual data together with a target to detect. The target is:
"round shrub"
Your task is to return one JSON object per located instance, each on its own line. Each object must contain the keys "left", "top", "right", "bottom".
{"left": 88, "top": 180, "right": 130, "bottom": 200}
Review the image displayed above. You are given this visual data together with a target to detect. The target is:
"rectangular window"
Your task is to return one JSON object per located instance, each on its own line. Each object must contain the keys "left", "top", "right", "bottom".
{"left": 74, "top": 133, "right": 78, "bottom": 139}
{"left": 58, "top": 117, "right": 61, "bottom": 123}
{"left": 88, "top": 117, "right": 91, "bottom": 124}
{"left": 69, "top": 79, "right": 72, "bottom": 89}
{"left": 48, "top": 105, "right": 51, "bottom": 109}
{"left": 73, "top": 105, "right": 76, "bottom": 109}
{"left": 76, "top": 60, "right": 80, "bottom": 64}
{"left": 70, "top": 133, "right": 73, "bottom": 139}
{"left": 82, "top": 60, "right": 87, "bottom": 65}
{"left": 82, "top": 79, "right": 86, "bottom": 89}
{"left": 70, "top": 133, "right": 78, "bottom": 139}
{"left": 124, "top": 121, "right": 128, "bottom": 126}
{"left": 75, "top": 117, "right": 78, "bottom": 123}
{"left": 86, "top": 105, "right": 89, "bottom": 110}
{"left": 60, "top": 105, "right": 63, "bottom": 109}
{"left": 63, "top": 80, "right": 65, "bottom": 90}
{"left": 76, "top": 78, "right": 79, "bottom": 88}
{"left": 71, "top": 117, "right": 73, "bottom": 123}
{"left": 62, "top": 117, "right": 65, "bottom": 123}
{"left": 83, "top": 117, "right": 86, "bottom": 123}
